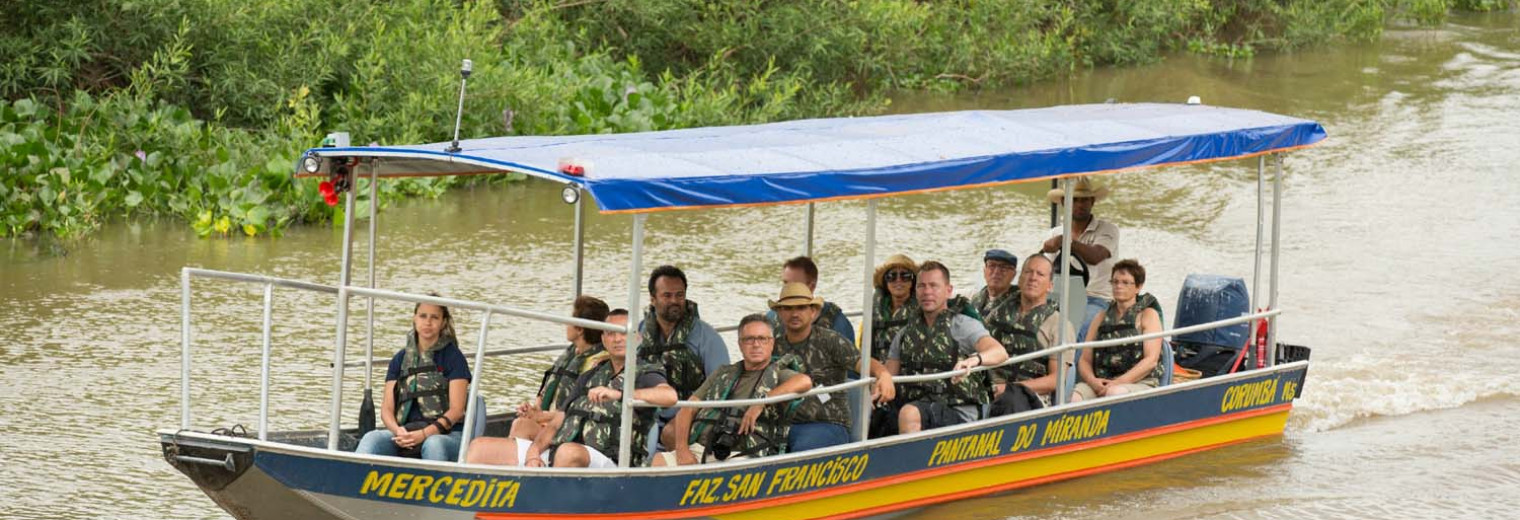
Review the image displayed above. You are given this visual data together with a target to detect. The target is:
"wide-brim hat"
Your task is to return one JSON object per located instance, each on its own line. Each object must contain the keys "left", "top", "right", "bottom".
{"left": 872, "top": 253, "right": 918, "bottom": 289}
{"left": 768, "top": 282, "right": 824, "bottom": 309}
{"left": 1047, "top": 177, "right": 1110, "bottom": 204}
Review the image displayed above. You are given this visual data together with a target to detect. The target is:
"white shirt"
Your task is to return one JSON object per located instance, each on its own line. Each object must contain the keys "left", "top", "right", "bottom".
{"left": 1047, "top": 217, "right": 1119, "bottom": 299}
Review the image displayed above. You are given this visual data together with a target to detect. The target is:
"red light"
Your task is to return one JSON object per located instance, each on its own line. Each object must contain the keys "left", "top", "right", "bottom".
{"left": 320, "top": 181, "right": 339, "bottom": 206}
{"left": 558, "top": 157, "right": 590, "bottom": 177}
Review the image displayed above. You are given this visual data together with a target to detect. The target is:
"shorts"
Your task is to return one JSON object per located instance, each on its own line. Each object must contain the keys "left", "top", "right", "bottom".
{"left": 905, "top": 400, "right": 978, "bottom": 431}
{"left": 1073, "top": 378, "right": 1158, "bottom": 400}
{"left": 653, "top": 443, "right": 748, "bottom": 466}
{"left": 512, "top": 438, "right": 552, "bottom": 466}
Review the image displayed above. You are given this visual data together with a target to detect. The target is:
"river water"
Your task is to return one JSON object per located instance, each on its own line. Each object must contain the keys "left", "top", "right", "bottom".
{"left": 3, "top": 13, "right": 1518, "bottom": 520}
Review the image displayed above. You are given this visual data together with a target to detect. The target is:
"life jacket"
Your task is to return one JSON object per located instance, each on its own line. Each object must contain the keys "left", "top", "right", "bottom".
{"left": 395, "top": 333, "right": 455, "bottom": 426}
{"left": 638, "top": 301, "right": 708, "bottom": 399}
{"left": 1093, "top": 293, "right": 1164, "bottom": 381}
{"left": 895, "top": 308, "right": 991, "bottom": 408}
{"left": 537, "top": 343, "right": 608, "bottom": 412}
{"left": 689, "top": 355, "right": 803, "bottom": 460}
{"left": 984, "top": 288, "right": 1060, "bottom": 384}
{"left": 551, "top": 360, "right": 661, "bottom": 466}
{"left": 774, "top": 326, "right": 855, "bottom": 427}
{"left": 870, "top": 290, "right": 918, "bottom": 362}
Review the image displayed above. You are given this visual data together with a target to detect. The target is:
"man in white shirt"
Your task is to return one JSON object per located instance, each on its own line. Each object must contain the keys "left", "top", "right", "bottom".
{"left": 1041, "top": 177, "right": 1118, "bottom": 341}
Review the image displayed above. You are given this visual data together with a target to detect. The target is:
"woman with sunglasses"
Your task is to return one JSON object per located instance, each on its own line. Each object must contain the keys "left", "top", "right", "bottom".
{"left": 868, "top": 254, "right": 920, "bottom": 362}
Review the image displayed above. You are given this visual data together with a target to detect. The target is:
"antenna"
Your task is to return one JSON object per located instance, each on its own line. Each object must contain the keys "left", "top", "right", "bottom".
{"left": 445, "top": 59, "right": 473, "bottom": 153}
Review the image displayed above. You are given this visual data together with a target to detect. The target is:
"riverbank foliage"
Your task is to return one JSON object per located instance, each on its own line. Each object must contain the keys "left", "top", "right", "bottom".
{"left": 2, "top": 0, "right": 1510, "bottom": 238}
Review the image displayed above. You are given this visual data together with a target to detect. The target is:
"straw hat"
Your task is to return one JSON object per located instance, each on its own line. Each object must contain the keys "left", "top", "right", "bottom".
{"left": 768, "top": 282, "right": 824, "bottom": 309}
{"left": 872, "top": 254, "right": 919, "bottom": 289}
{"left": 1046, "top": 177, "right": 1110, "bottom": 204}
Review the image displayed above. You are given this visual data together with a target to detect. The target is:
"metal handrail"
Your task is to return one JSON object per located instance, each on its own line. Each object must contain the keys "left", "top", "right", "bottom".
{"left": 636, "top": 309, "right": 1282, "bottom": 410}
{"left": 184, "top": 267, "right": 339, "bottom": 294}
{"left": 343, "top": 287, "right": 628, "bottom": 334}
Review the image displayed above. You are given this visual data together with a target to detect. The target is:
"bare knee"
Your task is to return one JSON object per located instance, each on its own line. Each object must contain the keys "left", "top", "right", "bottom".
{"left": 553, "top": 443, "right": 590, "bottom": 467}
{"left": 508, "top": 417, "right": 540, "bottom": 439}
{"left": 464, "top": 438, "right": 516, "bottom": 466}
{"left": 899, "top": 404, "right": 922, "bottom": 434}
{"left": 1069, "top": 392, "right": 1085, "bottom": 403}
{"left": 1106, "top": 385, "right": 1131, "bottom": 396}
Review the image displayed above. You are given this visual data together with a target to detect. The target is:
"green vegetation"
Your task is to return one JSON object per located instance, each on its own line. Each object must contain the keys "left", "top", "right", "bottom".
{"left": 2, "top": 0, "right": 1512, "bottom": 238}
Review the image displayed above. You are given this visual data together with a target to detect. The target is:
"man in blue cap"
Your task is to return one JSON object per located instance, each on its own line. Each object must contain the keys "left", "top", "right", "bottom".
{"left": 969, "top": 249, "right": 1019, "bottom": 396}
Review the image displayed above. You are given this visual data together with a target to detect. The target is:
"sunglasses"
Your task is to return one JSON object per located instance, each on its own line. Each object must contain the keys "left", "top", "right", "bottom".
{"left": 884, "top": 270, "right": 915, "bottom": 282}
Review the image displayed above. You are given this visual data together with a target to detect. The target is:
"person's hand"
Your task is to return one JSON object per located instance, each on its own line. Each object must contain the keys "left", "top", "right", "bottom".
{"left": 738, "top": 405, "right": 764, "bottom": 435}
{"left": 517, "top": 402, "right": 543, "bottom": 422}
{"left": 993, "top": 383, "right": 1007, "bottom": 397}
{"left": 675, "top": 447, "right": 699, "bottom": 465}
{"left": 951, "top": 356, "right": 980, "bottom": 383}
{"left": 1094, "top": 378, "right": 1114, "bottom": 396}
{"left": 525, "top": 456, "right": 546, "bottom": 468}
{"left": 588, "top": 386, "right": 622, "bottom": 403}
{"left": 1042, "top": 236, "right": 1062, "bottom": 253}
{"left": 393, "top": 428, "right": 428, "bottom": 449}
{"left": 872, "top": 373, "right": 896, "bottom": 405}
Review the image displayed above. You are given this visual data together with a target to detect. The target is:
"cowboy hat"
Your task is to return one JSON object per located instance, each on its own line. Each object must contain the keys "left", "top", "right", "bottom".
{"left": 872, "top": 253, "right": 919, "bottom": 289}
{"left": 769, "top": 282, "right": 824, "bottom": 309}
{"left": 1046, "top": 177, "right": 1110, "bottom": 204}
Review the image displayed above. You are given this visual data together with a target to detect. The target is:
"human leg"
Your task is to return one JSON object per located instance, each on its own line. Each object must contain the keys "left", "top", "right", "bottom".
{"left": 787, "top": 422, "right": 850, "bottom": 453}
{"left": 464, "top": 436, "right": 520, "bottom": 465}
{"left": 1070, "top": 382, "right": 1098, "bottom": 402}
{"left": 552, "top": 442, "right": 591, "bottom": 467}
{"left": 355, "top": 429, "right": 400, "bottom": 457}
{"left": 419, "top": 431, "right": 463, "bottom": 461}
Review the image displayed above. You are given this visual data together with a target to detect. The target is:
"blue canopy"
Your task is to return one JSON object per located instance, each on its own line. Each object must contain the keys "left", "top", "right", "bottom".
{"left": 300, "top": 103, "right": 1325, "bottom": 214}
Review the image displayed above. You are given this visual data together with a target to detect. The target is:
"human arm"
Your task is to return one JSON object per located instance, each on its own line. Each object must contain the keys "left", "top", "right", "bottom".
{"left": 380, "top": 380, "right": 401, "bottom": 433}
{"left": 692, "top": 323, "right": 731, "bottom": 374}
{"left": 523, "top": 410, "right": 565, "bottom": 467}
{"left": 671, "top": 399, "right": 701, "bottom": 465}
{"left": 1078, "top": 318, "right": 1104, "bottom": 388}
{"left": 741, "top": 371, "right": 812, "bottom": 435}
{"left": 868, "top": 358, "right": 895, "bottom": 404}
{"left": 1041, "top": 224, "right": 1115, "bottom": 266}
{"left": 952, "top": 335, "right": 1010, "bottom": 381}
{"left": 1110, "top": 308, "right": 1162, "bottom": 385}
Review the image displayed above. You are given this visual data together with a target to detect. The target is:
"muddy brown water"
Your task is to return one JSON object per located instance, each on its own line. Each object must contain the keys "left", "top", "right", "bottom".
{"left": 2, "top": 13, "right": 1518, "bottom": 519}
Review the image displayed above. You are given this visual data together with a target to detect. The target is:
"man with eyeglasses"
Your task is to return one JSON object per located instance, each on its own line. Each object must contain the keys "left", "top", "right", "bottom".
{"left": 653, "top": 315, "right": 812, "bottom": 466}
{"left": 886, "top": 261, "right": 1009, "bottom": 434}
{"left": 969, "top": 249, "right": 1022, "bottom": 397}
{"left": 770, "top": 283, "right": 896, "bottom": 452}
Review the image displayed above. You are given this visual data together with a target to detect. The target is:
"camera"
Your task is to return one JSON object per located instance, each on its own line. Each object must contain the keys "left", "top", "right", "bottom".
{"left": 708, "top": 419, "right": 742, "bottom": 461}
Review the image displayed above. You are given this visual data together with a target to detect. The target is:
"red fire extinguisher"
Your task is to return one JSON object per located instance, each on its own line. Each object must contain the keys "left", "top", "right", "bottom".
{"left": 1229, "top": 311, "right": 1270, "bottom": 373}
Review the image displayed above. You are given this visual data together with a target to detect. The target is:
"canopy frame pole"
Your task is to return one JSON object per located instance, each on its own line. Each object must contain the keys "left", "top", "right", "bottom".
{"left": 365, "top": 162, "right": 379, "bottom": 396}
{"left": 1267, "top": 154, "right": 1284, "bottom": 366}
{"left": 804, "top": 202, "right": 816, "bottom": 258}
{"left": 1054, "top": 178, "right": 1075, "bottom": 406}
{"left": 854, "top": 200, "right": 878, "bottom": 442}
{"left": 1248, "top": 156, "right": 1265, "bottom": 370}
{"left": 180, "top": 269, "right": 192, "bottom": 430}
{"left": 258, "top": 283, "right": 274, "bottom": 441}
{"left": 617, "top": 214, "right": 646, "bottom": 468}
{"left": 327, "top": 167, "right": 359, "bottom": 451}
{"left": 573, "top": 192, "right": 586, "bottom": 298}
{"left": 458, "top": 311, "right": 493, "bottom": 463}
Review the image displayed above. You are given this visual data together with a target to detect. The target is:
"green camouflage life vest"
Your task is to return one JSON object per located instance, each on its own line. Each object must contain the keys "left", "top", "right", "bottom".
{"left": 551, "top": 360, "right": 661, "bottom": 466}
{"left": 1093, "top": 293, "right": 1164, "bottom": 381}
{"left": 870, "top": 290, "right": 918, "bottom": 363}
{"left": 896, "top": 308, "right": 991, "bottom": 407}
{"left": 537, "top": 343, "right": 608, "bottom": 412}
{"left": 638, "top": 301, "right": 707, "bottom": 399}
{"left": 774, "top": 326, "right": 857, "bottom": 427}
{"left": 689, "top": 355, "right": 804, "bottom": 460}
{"left": 984, "top": 289, "right": 1059, "bottom": 384}
{"left": 395, "top": 333, "right": 455, "bottom": 425}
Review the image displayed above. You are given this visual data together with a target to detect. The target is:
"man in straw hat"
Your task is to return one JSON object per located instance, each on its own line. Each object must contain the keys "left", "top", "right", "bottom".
{"left": 1040, "top": 177, "right": 1120, "bottom": 340}
{"left": 770, "top": 282, "right": 895, "bottom": 452}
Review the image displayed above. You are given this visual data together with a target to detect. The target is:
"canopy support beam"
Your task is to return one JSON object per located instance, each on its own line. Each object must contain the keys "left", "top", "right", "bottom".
{"left": 573, "top": 192, "right": 586, "bottom": 298}
{"left": 1054, "top": 178, "right": 1075, "bottom": 406}
{"left": 804, "top": 203, "right": 816, "bottom": 258}
{"left": 327, "top": 167, "right": 359, "bottom": 451}
{"left": 1267, "top": 154, "right": 1284, "bottom": 365}
{"left": 1248, "top": 155, "right": 1265, "bottom": 370}
{"left": 854, "top": 200, "right": 877, "bottom": 443}
{"left": 618, "top": 214, "right": 646, "bottom": 467}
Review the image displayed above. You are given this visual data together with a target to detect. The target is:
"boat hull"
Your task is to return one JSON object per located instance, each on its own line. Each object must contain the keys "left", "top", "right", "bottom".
{"left": 161, "top": 362, "right": 1308, "bottom": 520}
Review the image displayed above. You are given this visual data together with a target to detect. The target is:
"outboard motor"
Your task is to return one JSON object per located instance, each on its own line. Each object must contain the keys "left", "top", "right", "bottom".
{"left": 1173, "top": 274, "right": 1250, "bottom": 378}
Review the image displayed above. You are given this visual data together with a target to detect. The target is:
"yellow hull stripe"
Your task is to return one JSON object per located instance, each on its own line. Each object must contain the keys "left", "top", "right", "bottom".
{"left": 716, "top": 408, "right": 1291, "bottom": 520}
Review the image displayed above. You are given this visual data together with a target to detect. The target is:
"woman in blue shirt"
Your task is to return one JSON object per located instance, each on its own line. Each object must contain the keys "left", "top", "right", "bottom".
{"left": 354, "top": 298, "right": 472, "bottom": 461}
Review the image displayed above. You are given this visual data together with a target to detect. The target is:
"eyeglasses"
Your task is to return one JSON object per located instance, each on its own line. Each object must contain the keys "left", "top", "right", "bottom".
{"left": 739, "top": 335, "right": 773, "bottom": 345}
{"left": 884, "top": 270, "right": 915, "bottom": 283}
{"left": 1110, "top": 279, "right": 1137, "bottom": 287}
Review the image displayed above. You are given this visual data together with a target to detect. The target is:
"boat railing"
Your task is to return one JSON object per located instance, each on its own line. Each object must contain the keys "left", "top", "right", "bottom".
{"left": 631, "top": 308, "right": 1283, "bottom": 410}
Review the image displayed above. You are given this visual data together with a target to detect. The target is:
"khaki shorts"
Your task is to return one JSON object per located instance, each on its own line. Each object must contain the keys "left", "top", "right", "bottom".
{"left": 1073, "top": 378, "right": 1158, "bottom": 400}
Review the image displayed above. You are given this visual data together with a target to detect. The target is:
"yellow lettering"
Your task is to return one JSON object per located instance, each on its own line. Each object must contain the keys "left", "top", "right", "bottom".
{"left": 429, "top": 476, "right": 452, "bottom": 503}
{"left": 461, "top": 480, "right": 487, "bottom": 507}
{"left": 360, "top": 471, "right": 393, "bottom": 495}
{"left": 405, "top": 475, "right": 433, "bottom": 500}
{"left": 387, "top": 473, "right": 412, "bottom": 499}
{"left": 447, "top": 478, "right": 467, "bottom": 505}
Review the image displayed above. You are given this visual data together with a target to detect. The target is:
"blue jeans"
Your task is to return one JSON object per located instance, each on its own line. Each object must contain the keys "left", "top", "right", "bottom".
{"left": 787, "top": 422, "right": 850, "bottom": 453}
{"left": 356, "top": 429, "right": 462, "bottom": 461}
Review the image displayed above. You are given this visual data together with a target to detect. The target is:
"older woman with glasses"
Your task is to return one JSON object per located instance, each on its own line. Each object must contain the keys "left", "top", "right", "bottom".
{"left": 1071, "top": 259, "right": 1164, "bottom": 401}
{"left": 868, "top": 254, "right": 920, "bottom": 362}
